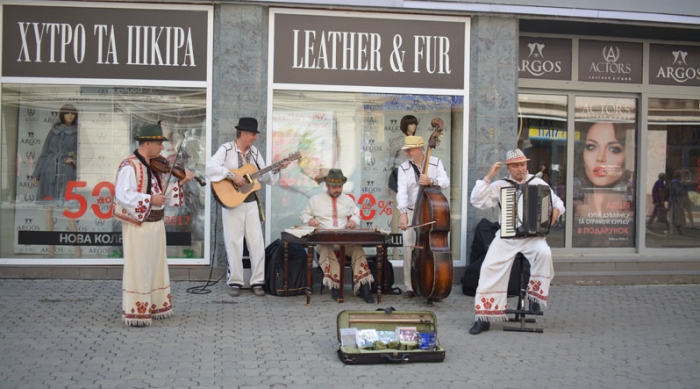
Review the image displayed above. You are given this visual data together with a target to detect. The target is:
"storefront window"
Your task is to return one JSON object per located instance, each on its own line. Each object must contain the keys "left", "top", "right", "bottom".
{"left": 645, "top": 98, "right": 700, "bottom": 247}
{"left": 573, "top": 96, "right": 637, "bottom": 247}
{"left": 517, "top": 93, "right": 567, "bottom": 247}
{"left": 1, "top": 84, "right": 207, "bottom": 263}
{"left": 268, "top": 90, "right": 464, "bottom": 261}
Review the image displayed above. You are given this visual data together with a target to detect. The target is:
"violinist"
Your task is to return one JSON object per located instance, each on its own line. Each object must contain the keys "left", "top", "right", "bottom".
{"left": 114, "top": 123, "right": 194, "bottom": 327}
{"left": 396, "top": 135, "right": 450, "bottom": 299}
{"left": 468, "top": 149, "right": 564, "bottom": 335}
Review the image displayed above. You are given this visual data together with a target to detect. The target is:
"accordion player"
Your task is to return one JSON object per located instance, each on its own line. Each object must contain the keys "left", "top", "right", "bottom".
{"left": 499, "top": 183, "right": 553, "bottom": 238}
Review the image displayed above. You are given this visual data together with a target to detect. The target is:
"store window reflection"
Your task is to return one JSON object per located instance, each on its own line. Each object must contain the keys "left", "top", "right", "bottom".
{"left": 645, "top": 98, "right": 700, "bottom": 248}
{"left": 268, "top": 90, "right": 464, "bottom": 261}
{"left": 1, "top": 84, "right": 207, "bottom": 261}
{"left": 517, "top": 94, "right": 567, "bottom": 248}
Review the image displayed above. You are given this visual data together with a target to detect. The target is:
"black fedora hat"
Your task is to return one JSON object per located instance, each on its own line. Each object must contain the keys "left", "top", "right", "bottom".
{"left": 134, "top": 123, "right": 168, "bottom": 141}
{"left": 324, "top": 169, "right": 347, "bottom": 185}
{"left": 235, "top": 117, "right": 259, "bottom": 134}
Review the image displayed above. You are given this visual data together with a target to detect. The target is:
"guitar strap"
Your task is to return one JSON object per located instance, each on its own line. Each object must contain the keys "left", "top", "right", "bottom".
{"left": 410, "top": 162, "right": 421, "bottom": 182}
{"left": 247, "top": 148, "right": 265, "bottom": 223}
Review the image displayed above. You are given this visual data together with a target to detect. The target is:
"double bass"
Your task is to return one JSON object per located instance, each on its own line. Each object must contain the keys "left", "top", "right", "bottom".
{"left": 411, "top": 119, "right": 453, "bottom": 301}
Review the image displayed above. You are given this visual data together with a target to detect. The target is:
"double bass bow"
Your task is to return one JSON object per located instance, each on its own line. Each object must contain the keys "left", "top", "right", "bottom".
{"left": 410, "top": 118, "right": 453, "bottom": 302}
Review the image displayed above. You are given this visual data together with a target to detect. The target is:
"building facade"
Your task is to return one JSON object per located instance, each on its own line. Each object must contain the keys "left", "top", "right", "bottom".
{"left": 1, "top": 0, "right": 698, "bottom": 284}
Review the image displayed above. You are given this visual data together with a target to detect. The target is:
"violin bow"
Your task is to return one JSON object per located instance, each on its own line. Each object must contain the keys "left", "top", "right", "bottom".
{"left": 405, "top": 221, "right": 437, "bottom": 230}
{"left": 161, "top": 125, "right": 186, "bottom": 195}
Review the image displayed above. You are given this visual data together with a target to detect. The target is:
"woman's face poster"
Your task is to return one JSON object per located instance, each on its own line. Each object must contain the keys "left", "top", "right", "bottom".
{"left": 573, "top": 97, "right": 637, "bottom": 247}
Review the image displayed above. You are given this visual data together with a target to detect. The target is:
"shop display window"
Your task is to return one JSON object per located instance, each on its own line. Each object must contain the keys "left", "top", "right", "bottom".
{"left": 517, "top": 93, "right": 567, "bottom": 248}
{"left": 645, "top": 98, "right": 700, "bottom": 248}
{"left": 267, "top": 90, "right": 464, "bottom": 262}
{"left": 0, "top": 84, "right": 207, "bottom": 264}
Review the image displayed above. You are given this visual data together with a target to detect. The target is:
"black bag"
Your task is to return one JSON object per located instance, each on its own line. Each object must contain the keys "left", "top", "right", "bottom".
{"left": 388, "top": 167, "right": 399, "bottom": 192}
{"left": 368, "top": 256, "right": 401, "bottom": 295}
{"left": 461, "top": 218, "right": 530, "bottom": 297}
{"left": 264, "top": 238, "right": 308, "bottom": 296}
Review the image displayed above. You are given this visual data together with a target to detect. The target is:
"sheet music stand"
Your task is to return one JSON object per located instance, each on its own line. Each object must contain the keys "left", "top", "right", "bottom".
{"left": 503, "top": 253, "right": 543, "bottom": 333}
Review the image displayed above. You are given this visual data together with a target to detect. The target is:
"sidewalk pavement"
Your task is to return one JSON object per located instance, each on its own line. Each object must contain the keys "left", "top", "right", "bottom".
{"left": 1, "top": 279, "right": 699, "bottom": 389}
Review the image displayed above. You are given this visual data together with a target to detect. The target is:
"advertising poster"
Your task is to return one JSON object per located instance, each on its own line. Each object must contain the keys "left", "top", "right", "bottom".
{"left": 573, "top": 96, "right": 637, "bottom": 247}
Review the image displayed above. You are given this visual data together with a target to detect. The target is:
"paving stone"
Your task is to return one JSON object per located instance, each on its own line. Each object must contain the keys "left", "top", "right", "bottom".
{"left": 1, "top": 280, "right": 699, "bottom": 389}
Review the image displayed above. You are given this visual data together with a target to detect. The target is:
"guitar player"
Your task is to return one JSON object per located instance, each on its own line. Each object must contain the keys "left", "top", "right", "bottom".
{"left": 205, "top": 117, "right": 291, "bottom": 297}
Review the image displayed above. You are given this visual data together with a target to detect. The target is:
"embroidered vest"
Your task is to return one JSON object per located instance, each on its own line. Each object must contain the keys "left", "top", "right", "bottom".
{"left": 113, "top": 155, "right": 150, "bottom": 226}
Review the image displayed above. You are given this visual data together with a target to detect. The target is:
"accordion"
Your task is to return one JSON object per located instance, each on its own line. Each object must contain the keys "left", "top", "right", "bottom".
{"left": 499, "top": 184, "right": 553, "bottom": 238}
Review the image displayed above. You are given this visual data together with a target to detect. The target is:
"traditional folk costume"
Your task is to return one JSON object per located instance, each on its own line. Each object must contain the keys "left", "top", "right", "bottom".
{"left": 396, "top": 136, "right": 450, "bottom": 294}
{"left": 114, "top": 150, "right": 184, "bottom": 327}
{"left": 205, "top": 137, "right": 278, "bottom": 289}
{"left": 299, "top": 188, "right": 374, "bottom": 294}
{"left": 470, "top": 171, "right": 564, "bottom": 322}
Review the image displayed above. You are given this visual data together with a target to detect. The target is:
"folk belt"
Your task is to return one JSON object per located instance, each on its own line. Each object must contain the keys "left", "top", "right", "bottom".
{"left": 144, "top": 209, "right": 164, "bottom": 222}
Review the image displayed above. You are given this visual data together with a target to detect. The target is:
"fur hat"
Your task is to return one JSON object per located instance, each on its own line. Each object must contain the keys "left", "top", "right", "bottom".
{"left": 324, "top": 169, "right": 347, "bottom": 185}
{"left": 401, "top": 136, "right": 426, "bottom": 150}
{"left": 235, "top": 117, "right": 259, "bottom": 134}
{"left": 505, "top": 149, "right": 530, "bottom": 165}
{"left": 134, "top": 123, "right": 168, "bottom": 141}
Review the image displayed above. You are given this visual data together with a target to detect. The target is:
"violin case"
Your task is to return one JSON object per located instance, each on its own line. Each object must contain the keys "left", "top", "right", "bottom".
{"left": 336, "top": 308, "right": 445, "bottom": 365}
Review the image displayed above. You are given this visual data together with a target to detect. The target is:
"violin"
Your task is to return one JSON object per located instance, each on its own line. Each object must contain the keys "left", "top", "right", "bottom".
{"left": 150, "top": 156, "right": 206, "bottom": 187}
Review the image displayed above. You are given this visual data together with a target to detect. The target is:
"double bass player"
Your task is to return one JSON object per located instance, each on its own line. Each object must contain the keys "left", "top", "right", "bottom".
{"left": 397, "top": 135, "right": 450, "bottom": 299}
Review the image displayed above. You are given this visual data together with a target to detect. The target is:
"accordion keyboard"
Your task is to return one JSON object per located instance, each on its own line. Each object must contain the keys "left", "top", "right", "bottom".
{"left": 499, "top": 184, "right": 552, "bottom": 238}
{"left": 500, "top": 187, "right": 517, "bottom": 238}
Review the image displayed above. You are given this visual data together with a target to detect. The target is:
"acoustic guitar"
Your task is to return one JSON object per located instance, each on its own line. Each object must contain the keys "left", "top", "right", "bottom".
{"left": 211, "top": 151, "right": 301, "bottom": 208}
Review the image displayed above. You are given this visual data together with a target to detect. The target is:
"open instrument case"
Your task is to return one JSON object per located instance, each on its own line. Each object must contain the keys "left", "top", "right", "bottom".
{"left": 336, "top": 308, "right": 445, "bottom": 364}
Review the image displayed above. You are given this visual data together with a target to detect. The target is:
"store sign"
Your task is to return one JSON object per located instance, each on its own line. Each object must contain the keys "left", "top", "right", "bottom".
{"left": 273, "top": 12, "right": 466, "bottom": 89}
{"left": 2, "top": 4, "right": 209, "bottom": 81}
{"left": 575, "top": 96, "right": 636, "bottom": 122}
{"left": 649, "top": 44, "right": 700, "bottom": 87}
{"left": 18, "top": 231, "right": 191, "bottom": 246}
{"left": 518, "top": 37, "right": 572, "bottom": 80}
{"left": 578, "top": 40, "right": 642, "bottom": 84}
{"left": 529, "top": 127, "right": 567, "bottom": 140}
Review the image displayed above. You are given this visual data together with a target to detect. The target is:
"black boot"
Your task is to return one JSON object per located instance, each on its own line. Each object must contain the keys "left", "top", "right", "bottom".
{"left": 529, "top": 300, "right": 541, "bottom": 314}
{"left": 469, "top": 320, "right": 490, "bottom": 335}
{"left": 359, "top": 283, "right": 374, "bottom": 304}
{"left": 331, "top": 288, "right": 340, "bottom": 301}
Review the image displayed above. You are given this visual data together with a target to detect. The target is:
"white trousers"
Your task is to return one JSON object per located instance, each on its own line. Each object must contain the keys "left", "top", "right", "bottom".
{"left": 222, "top": 201, "right": 265, "bottom": 287}
{"left": 402, "top": 209, "right": 416, "bottom": 292}
{"left": 474, "top": 233, "right": 554, "bottom": 322}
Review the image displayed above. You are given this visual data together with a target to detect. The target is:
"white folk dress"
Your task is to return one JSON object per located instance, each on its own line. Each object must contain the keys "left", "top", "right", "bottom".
{"left": 114, "top": 153, "right": 184, "bottom": 327}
